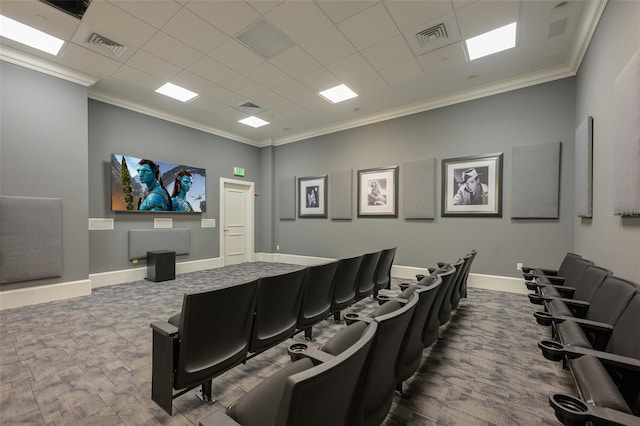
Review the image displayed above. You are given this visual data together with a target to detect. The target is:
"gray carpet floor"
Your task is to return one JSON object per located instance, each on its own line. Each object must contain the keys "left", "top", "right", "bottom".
{"left": 0, "top": 262, "right": 575, "bottom": 425}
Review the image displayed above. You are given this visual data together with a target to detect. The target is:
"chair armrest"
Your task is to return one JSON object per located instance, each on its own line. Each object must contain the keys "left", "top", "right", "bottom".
{"left": 547, "top": 285, "right": 576, "bottom": 298}
{"left": 535, "top": 268, "right": 560, "bottom": 276}
{"left": 291, "top": 345, "right": 336, "bottom": 365}
{"left": 539, "top": 340, "right": 640, "bottom": 371}
{"left": 150, "top": 321, "right": 178, "bottom": 338}
{"left": 549, "top": 394, "right": 639, "bottom": 426}
{"left": 343, "top": 312, "right": 374, "bottom": 326}
{"left": 199, "top": 410, "right": 242, "bottom": 426}
{"left": 545, "top": 276, "right": 566, "bottom": 284}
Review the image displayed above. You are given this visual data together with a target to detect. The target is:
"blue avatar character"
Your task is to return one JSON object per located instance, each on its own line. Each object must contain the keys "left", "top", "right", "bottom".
{"left": 170, "top": 169, "right": 195, "bottom": 212}
{"left": 137, "top": 159, "right": 172, "bottom": 211}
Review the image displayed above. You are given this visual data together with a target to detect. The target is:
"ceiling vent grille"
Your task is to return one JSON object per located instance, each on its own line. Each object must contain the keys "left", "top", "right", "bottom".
{"left": 235, "top": 100, "right": 264, "bottom": 114}
{"left": 404, "top": 14, "right": 461, "bottom": 56}
{"left": 88, "top": 33, "right": 127, "bottom": 57}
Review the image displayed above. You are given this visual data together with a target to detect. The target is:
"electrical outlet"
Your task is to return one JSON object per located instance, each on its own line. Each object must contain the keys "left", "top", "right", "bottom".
{"left": 276, "top": 245, "right": 280, "bottom": 251}
{"left": 516, "top": 262, "right": 523, "bottom": 271}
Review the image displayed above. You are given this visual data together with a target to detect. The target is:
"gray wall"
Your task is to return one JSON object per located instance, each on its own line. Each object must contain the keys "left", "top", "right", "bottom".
{"left": 273, "top": 78, "right": 576, "bottom": 278}
{"left": 574, "top": 0, "right": 640, "bottom": 281}
{"left": 0, "top": 61, "right": 89, "bottom": 290}
{"left": 88, "top": 100, "right": 261, "bottom": 273}
{"left": 256, "top": 146, "right": 275, "bottom": 252}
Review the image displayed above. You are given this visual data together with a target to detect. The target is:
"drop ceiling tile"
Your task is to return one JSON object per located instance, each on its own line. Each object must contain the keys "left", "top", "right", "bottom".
{"left": 416, "top": 42, "right": 467, "bottom": 75}
{"left": 246, "top": 1, "right": 283, "bottom": 15}
{"left": 274, "top": 101, "right": 308, "bottom": 118}
{"left": 0, "top": 0, "right": 80, "bottom": 40}
{"left": 59, "top": 43, "right": 122, "bottom": 77}
{"left": 384, "top": 0, "right": 454, "bottom": 32}
{"left": 209, "top": 38, "right": 265, "bottom": 73}
{"left": 455, "top": 1, "right": 520, "bottom": 39}
{"left": 296, "top": 93, "right": 330, "bottom": 111}
{"left": 186, "top": 0, "right": 260, "bottom": 36}
{"left": 269, "top": 46, "right": 322, "bottom": 78}
{"left": 245, "top": 62, "right": 291, "bottom": 88}
{"left": 258, "top": 109, "right": 287, "bottom": 123}
{"left": 189, "top": 94, "right": 225, "bottom": 113}
{"left": 250, "top": 90, "right": 288, "bottom": 109}
{"left": 338, "top": 3, "right": 400, "bottom": 50}
{"left": 266, "top": 2, "right": 333, "bottom": 43}
{"left": 361, "top": 34, "right": 414, "bottom": 70}
{"left": 126, "top": 50, "right": 181, "bottom": 80}
{"left": 188, "top": 56, "right": 238, "bottom": 85}
{"left": 112, "top": 65, "right": 164, "bottom": 91}
{"left": 300, "top": 27, "right": 357, "bottom": 66}
{"left": 82, "top": 0, "right": 157, "bottom": 48}
{"left": 273, "top": 79, "right": 316, "bottom": 102}
{"left": 315, "top": 1, "right": 378, "bottom": 24}
{"left": 225, "top": 75, "right": 266, "bottom": 98}
{"left": 378, "top": 58, "right": 425, "bottom": 86}
{"left": 162, "top": 8, "right": 229, "bottom": 54}
{"left": 171, "top": 70, "right": 216, "bottom": 94}
{"left": 346, "top": 72, "right": 389, "bottom": 96}
{"left": 206, "top": 85, "right": 245, "bottom": 106}
{"left": 298, "top": 68, "right": 341, "bottom": 93}
{"left": 327, "top": 53, "right": 375, "bottom": 82}
{"left": 142, "top": 31, "right": 201, "bottom": 68}
{"left": 107, "top": 0, "right": 183, "bottom": 29}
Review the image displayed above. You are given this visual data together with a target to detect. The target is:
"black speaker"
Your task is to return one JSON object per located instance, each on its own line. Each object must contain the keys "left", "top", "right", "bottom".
{"left": 147, "top": 251, "right": 175, "bottom": 282}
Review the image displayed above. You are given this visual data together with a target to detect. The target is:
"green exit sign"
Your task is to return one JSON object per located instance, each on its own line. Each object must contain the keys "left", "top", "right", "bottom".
{"left": 233, "top": 167, "right": 245, "bottom": 177}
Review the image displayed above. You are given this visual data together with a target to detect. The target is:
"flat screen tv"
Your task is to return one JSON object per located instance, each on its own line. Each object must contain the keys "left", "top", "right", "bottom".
{"left": 111, "top": 154, "right": 206, "bottom": 213}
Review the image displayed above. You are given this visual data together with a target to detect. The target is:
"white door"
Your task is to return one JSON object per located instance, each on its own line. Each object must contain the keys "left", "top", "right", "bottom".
{"left": 220, "top": 178, "right": 254, "bottom": 265}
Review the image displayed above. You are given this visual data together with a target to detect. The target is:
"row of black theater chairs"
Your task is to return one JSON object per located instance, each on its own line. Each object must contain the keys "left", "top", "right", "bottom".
{"left": 151, "top": 248, "right": 476, "bottom": 424}
{"left": 522, "top": 253, "right": 640, "bottom": 426}
{"left": 200, "top": 249, "right": 478, "bottom": 426}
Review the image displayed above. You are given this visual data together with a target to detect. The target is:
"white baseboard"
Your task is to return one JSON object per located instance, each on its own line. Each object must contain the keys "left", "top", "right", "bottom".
{"left": 263, "top": 252, "right": 336, "bottom": 266}
{"left": 0, "top": 279, "right": 92, "bottom": 310}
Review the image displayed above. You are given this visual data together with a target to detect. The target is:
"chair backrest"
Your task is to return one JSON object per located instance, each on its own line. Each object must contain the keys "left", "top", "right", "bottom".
{"left": 395, "top": 279, "right": 442, "bottom": 384}
{"left": 275, "top": 321, "right": 378, "bottom": 426}
{"left": 355, "top": 251, "right": 382, "bottom": 302}
{"left": 451, "top": 253, "right": 472, "bottom": 310}
{"left": 586, "top": 275, "right": 638, "bottom": 326}
{"left": 439, "top": 258, "right": 464, "bottom": 325}
{"left": 373, "top": 247, "right": 396, "bottom": 293}
{"left": 330, "top": 255, "right": 364, "bottom": 314}
{"left": 249, "top": 268, "right": 307, "bottom": 354}
{"left": 572, "top": 265, "right": 611, "bottom": 302}
{"left": 458, "top": 249, "right": 477, "bottom": 299}
{"left": 557, "top": 252, "right": 582, "bottom": 277}
{"left": 297, "top": 261, "right": 339, "bottom": 330}
{"left": 563, "top": 258, "right": 595, "bottom": 287}
{"left": 175, "top": 278, "right": 260, "bottom": 390}
{"left": 422, "top": 267, "right": 455, "bottom": 347}
{"left": 344, "top": 292, "right": 418, "bottom": 426}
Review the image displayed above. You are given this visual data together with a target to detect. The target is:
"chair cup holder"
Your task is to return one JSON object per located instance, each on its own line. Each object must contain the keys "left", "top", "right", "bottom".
{"left": 414, "top": 274, "right": 425, "bottom": 281}
{"left": 525, "top": 281, "right": 538, "bottom": 291}
{"left": 376, "top": 294, "right": 391, "bottom": 305}
{"left": 549, "top": 394, "right": 590, "bottom": 426}
{"left": 528, "top": 294, "right": 544, "bottom": 305}
{"left": 538, "top": 340, "right": 566, "bottom": 361}
{"left": 534, "top": 311, "right": 554, "bottom": 326}
{"left": 288, "top": 343, "right": 309, "bottom": 362}
{"left": 523, "top": 274, "right": 533, "bottom": 281}
{"left": 399, "top": 283, "right": 411, "bottom": 291}
{"left": 344, "top": 313, "right": 361, "bottom": 326}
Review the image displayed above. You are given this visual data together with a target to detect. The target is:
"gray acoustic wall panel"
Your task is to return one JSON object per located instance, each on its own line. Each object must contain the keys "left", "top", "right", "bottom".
{"left": 613, "top": 48, "right": 640, "bottom": 216}
{"left": 575, "top": 117, "right": 593, "bottom": 217}
{"left": 279, "top": 177, "right": 295, "bottom": 220}
{"left": 128, "top": 229, "right": 191, "bottom": 260}
{"left": 403, "top": 158, "right": 436, "bottom": 219}
{"left": 511, "top": 141, "right": 562, "bottom": 218}
{"left": 0, "top": 196, "right": 63, "bottom": 284}
{"left": 330, "top": 169, "right": 352, "bottom": 219}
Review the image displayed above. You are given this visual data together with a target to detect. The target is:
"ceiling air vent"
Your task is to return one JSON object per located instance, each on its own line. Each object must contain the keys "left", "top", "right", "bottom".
{"left": 404, "top": 14, "right": 461, "bottom": 56}
{"left": 88, "top": 33, "right": 127, "bottom": 58}
{"left": 235, "top": 100, "right": 264, "bottom": 114}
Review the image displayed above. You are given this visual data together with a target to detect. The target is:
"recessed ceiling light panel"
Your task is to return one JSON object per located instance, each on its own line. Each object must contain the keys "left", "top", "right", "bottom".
{"left": 155, "top": 82, "right": 198, "bottom": 102}
{"left": 465, "top": 22, "right": 517, "bottom": 61}
{"left": 318, "top": 84, "right": 358, "bottom": 104}
{"left": 0, "top": 14, "right": 65, "bottom": 55}
{"left": 239, "top": 116, "right": 270, "bottom": 128}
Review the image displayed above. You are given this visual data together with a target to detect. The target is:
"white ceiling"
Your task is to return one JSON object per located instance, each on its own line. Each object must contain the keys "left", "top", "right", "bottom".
{"left": 0, "top": 0, "right": 606, "bottom": 147}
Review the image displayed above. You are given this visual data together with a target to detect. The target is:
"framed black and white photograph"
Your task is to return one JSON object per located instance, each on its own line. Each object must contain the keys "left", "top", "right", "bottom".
{"left": 298, "top": 175, "right": 327, "bottom": 218}
{"left": 358, "top": 166, "right": 399, "bottom": 217}
{"left": 441, "top": 152, "right": 503, "bottom": 217}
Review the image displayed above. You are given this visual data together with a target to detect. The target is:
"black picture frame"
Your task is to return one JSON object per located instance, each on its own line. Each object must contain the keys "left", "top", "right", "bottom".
{"left": 357, "top": 166, "right": 399, "bottom": 217}
{"left": 298, "top": 175, "right": 327, "bottom": 218}
{"left": 441, "top": 152, "right": 503, "bottom": 217}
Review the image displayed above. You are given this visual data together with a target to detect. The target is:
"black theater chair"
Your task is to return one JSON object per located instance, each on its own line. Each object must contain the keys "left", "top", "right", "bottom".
{"left": 522, "top": 252, "right": 581, "bottom": 284}
{"left": 373, "top": 247, "right": 396, "bottom": 297}
{"left": 200, "top": 321, "right": 378, "bottom": 426}
{"left": 422, "top": 266, "right": 456, "bottom": 347}
{"left": 296, "top": 260, "right": 339, "bottom": 340}
{"left": 451, "top": 252, "right": 473, "bottom": 310}
{"left": 150, "top": 278, "right": 261, "bottom": 415}
{"left": 393, "top": 280, "right": 442, "bottom": 398}
{"left": 527, "top": 258, "right": 594, "bottom": 299}
{"left": 330, "top": 254, "right": 364, "bottom": 322}
{"left": 457, "top": 249, "right": 477, "bottom": 300}
{"left": 438, "top": 258, "right": 464, "bottom": 325}
{"left": 538, "top": 291, "right": 640, "bottom": 426}
{"left": 354, "top": 250, "right": 382, "bottom": 303}
{"left": 247, "top": 268, "right": 307, "bottom": 357}
{"left": 535, "top": 275, "right": 638, "bottom": 351}
{"left": 340, "top": 291, "right": 419, "bottom": 426}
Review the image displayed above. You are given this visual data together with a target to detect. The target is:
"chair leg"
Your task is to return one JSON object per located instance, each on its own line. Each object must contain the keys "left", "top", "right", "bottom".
{"left": 395, "top": 382, "right": 412, "bottom": 399}
{"left": 304, "top": 327, "right": 313, "bottom": 341}
{"left": 333, "top": 311, "right": 341, "bottom": 322}
{"left": 196, "top": 380, "right": 216, "bottom": 405}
